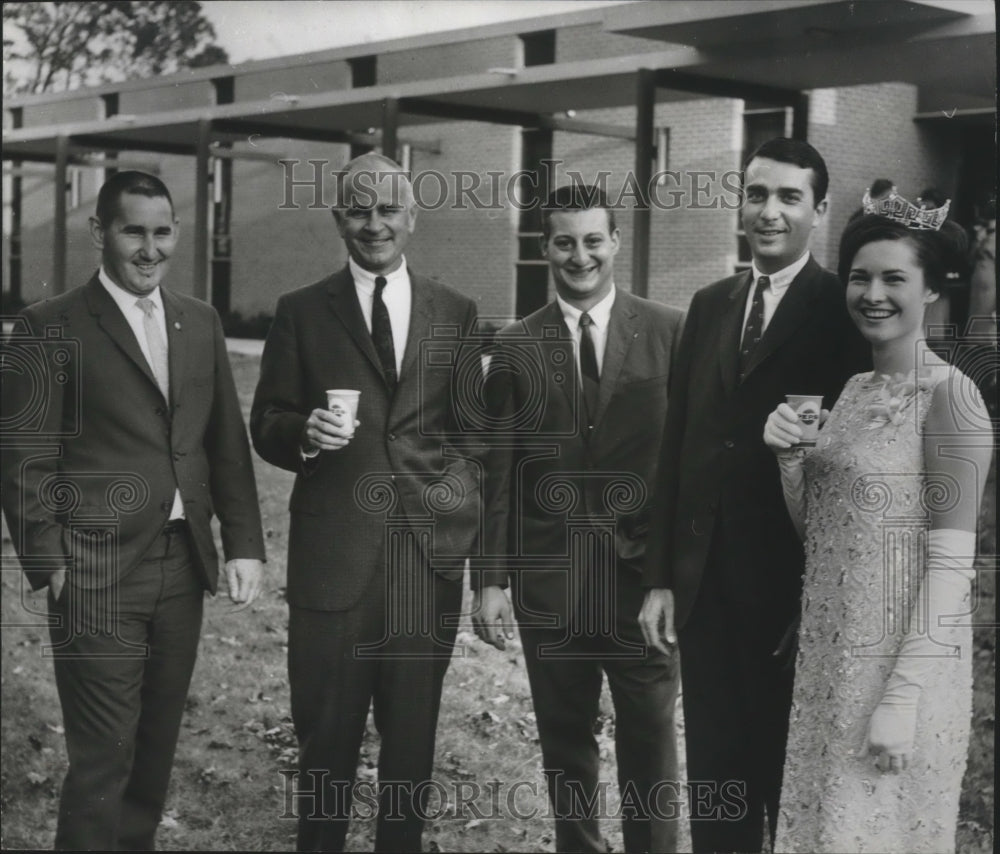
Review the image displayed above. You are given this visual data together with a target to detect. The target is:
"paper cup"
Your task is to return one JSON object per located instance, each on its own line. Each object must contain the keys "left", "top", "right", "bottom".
{"left": 325, "top": 389, "right": 361, "bottom": 432}
{"left": 785, "top": 394, "right": 823, "bottom": 446}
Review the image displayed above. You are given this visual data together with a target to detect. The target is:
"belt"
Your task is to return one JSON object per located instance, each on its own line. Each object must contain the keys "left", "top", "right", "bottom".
{"left": 162, "top": 519, "right": 188, "bottom": 535}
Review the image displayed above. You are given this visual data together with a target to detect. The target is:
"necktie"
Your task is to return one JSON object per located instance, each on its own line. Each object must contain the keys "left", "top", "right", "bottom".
{"left": 579, "top": 312, "right": 600, "bottom": 429}
{"left": 136, "top": 297, "right": 169, "bottom": 399}
{"left": 739, "top": 275, "right": 769, "bottom": 380}
{"left": 371, "top": 276, "right": 397, "bottom": 389}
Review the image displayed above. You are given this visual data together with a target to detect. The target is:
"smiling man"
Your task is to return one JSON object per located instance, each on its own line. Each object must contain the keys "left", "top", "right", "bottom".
{"left": 251, "top": 153, "right": 483, "bottom": 853}
{"left": 1, "top": 171, "right": 265, "bottom": 850}
{"left": 639, "top": 139, "right": 870, "bottom": 853}
{"left": 474, "top": 185, "right": 686, "bottom": 853}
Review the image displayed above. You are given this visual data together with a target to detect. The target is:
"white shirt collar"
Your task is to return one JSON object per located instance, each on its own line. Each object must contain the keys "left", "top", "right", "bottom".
{"left": 349, "top": 256, "right": 409, "bottom": 293}
{"left": 556, "top": 286, "right": 616, "bottom": 332}
{"left": 751, "top": 252, "right": 811, "bottom": 295}
{"left": 98, "top": 266, "right": 164, "bottom": 314}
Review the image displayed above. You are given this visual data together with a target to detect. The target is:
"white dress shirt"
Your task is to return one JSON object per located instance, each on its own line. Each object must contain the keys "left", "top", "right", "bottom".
{"left": 741, "top": 252, "right": 812, "bottom": 344}
{"left": 557, "top": 286, "right": 616, "bottom": 380}
{"left": 349, "top": 256, "right": 411, "bottom": 377}
{"left": 98, "top": 267, "right": 184, "bottom": 520}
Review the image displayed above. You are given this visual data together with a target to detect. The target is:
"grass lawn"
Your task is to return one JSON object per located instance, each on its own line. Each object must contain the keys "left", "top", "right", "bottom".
{"left": 1, "top": 351, "right": 994, "bottom": 852}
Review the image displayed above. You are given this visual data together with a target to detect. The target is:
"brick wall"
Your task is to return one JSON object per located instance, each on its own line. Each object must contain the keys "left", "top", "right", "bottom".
{"left": 378, "top": 35, "right": 518, "bottom": 84}
{"left": 553, "top": 97, "right": 742, "bottom": 312}
{"left": 557, "top": 22, "right": 669, "bottom": 62}
{"left": 808, "top": 82, "right": 960, "bottom": 268}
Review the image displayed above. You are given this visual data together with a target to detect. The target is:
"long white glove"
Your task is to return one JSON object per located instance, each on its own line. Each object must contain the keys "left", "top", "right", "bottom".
{"left": 763, "top": 403, "right": 815, "bottom": 542}
{"left": 866, "top": 528, "right": 976, "bottom": 771}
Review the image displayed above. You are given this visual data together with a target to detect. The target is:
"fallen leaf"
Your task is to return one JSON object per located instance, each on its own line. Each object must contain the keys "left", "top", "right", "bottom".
{"left": 26, "top": 771, "right": 48, "bottom": 786}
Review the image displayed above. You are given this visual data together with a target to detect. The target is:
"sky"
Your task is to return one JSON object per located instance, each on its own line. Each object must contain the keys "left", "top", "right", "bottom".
{"left": 201, "top": 1, "right": 630, "bottom": 64}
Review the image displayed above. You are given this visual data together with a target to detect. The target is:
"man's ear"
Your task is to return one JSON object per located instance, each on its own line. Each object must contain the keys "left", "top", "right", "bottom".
{"left": 812, "top": 197, "right": 829, "bottom": 226}
{"left": 88, "top": 216, "right": 105, "bottom": 250}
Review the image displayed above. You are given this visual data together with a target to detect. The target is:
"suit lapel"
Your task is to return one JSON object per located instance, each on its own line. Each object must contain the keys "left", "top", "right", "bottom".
{"left": 325, "top": 267, "right": 386, "bottom": 384}
{"left": 743, "top": 258, "right": 821, "bottom": 380}
{"left": 161, "top": 288, "right": 186, "bottom": 409}
{"left": 720, "top": 271, "right": 752, "bottom": 395}
{"left": 83, "top": 275, "right": 163, "bottom": 398}
{"left": 594, "top": 290, "right": 638, "bottom": 428}
{"left": 399, "top": 271, "right": 433, "bottom": 385}
{"left": 535, "top": 301, "right": 577, "bottom": 417}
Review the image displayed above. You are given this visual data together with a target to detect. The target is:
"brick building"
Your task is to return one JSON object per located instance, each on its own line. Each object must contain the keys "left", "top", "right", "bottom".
{"left": 3, "top": 1, "right": 995, "bottom": 322}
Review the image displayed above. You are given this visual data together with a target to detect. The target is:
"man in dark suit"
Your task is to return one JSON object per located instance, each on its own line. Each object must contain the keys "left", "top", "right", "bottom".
{"left": 474, "top": 185, "right": 686, "bottom": 853}
{"left": 1, "top": 171, "right": 265, "bottom": 850}
{"left": 639, "top": 138, "right": 870, "bottom": 853}
{"left": 251, "top": 153, "right": 482, "bottom": 853}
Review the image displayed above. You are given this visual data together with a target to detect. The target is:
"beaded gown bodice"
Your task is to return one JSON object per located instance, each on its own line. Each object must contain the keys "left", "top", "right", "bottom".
{"left": 775, "top": 368, "right": 972, "bottom": 854}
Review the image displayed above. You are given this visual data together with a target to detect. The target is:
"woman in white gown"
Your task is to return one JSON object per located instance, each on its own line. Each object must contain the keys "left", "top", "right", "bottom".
{"left": 764, "top": 195, "right": 992, "bottom": 854}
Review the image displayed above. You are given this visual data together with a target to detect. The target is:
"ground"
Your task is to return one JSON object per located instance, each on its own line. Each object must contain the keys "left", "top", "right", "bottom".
{"left": 1, "top": 351, "right": 994, "bottom": 852}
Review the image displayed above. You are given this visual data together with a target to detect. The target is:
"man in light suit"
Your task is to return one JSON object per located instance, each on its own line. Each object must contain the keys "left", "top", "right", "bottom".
{"left": 475, "top": 185, "right": 686, "bottom": 853}
{"left": 1, "top": 171, "right": 265, "bottom": 850}
{"left": 639, "top": 138, "right": 870, "bottom": 853}
{"left": 251, "top": 153, "right": 482, "bottom": 852}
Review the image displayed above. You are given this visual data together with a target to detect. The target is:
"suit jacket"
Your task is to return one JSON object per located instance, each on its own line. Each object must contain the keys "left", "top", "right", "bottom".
{"left": 643, "top": 257, "right": 870, "bottom": 636}
{"left": 1, "top": 275, "right": 265, "bottom": 593}
{"left": 479, "top": 289, "right": 685, "bottom": 623}
{"left": 250, "top": 266, "right": 483, "bottom": 612}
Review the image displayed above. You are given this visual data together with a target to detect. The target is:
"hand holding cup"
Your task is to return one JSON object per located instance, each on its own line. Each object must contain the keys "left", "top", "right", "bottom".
{"left": 764, "top": 395, "right": 826, "bottom": 456}
{"left": 301, "top": 390, "right": 361, "bottom": 453}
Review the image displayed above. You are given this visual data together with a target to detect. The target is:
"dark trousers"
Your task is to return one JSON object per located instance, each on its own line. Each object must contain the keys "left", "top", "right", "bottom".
{"left": 48, "top": 525, "right": 204, "bottom": 851}
{"left": 519, "top": 566, "right": 680, "bottom": 854}
{"left": 288, "top": 563, "right": 462, "bottom": 853}
{"left": 678, "top": 536, "right": 796, "bottom": 854}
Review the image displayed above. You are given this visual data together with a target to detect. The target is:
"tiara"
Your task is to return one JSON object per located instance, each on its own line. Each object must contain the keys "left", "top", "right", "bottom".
{"left": 862, "top": 187, "right": 950, "bottom": 231}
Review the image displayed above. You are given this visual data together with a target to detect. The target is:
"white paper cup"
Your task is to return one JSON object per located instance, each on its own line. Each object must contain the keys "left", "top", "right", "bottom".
{"left": 325, "top": 389, "right": 361, "bottom": 433}
{"left": 785, "top": 394, "right": 823, "bottom": 446}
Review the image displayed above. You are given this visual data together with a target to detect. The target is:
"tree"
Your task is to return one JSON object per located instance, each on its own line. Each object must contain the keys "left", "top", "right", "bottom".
{"left": 3, "top": 1, "right": 230, "bottom": 97}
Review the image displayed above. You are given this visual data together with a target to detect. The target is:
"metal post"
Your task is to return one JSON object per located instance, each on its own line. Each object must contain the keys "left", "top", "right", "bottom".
{"left": 9, "top": 107, "right": 23, "bottom": 303}
{"left": 53, "top": 135, "right": 69, "bottom": 296}
{"left": 382, "top": 97, "right": 399, "bottom": 162}
{"left": 211, "top": 154, "right": 233, "bottom": 316}
{"left": 10, "top": 164, "right": 23, "bottom": 304}
{"left": 194, "top": 119, "right": 210, "bottom": 302}
{"left": 632, "top": 69, "right": 655, "bottom": 299}
{"left": 791, "top": 93, "right": 810, "bottom": 141}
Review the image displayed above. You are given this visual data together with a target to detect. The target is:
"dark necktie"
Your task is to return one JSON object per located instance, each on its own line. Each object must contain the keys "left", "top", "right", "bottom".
{"left": 371, "top": 276, "right": 397, "bottom": 388}
{"left": 739, "top": 275, "right": 769, "bottom": 380}
{"left": 579, "top": 312, "right": 600, "bottom": 429}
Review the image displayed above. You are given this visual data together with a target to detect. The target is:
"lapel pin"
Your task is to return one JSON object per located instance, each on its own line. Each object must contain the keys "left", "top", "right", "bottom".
{"left": 174, "top": 321, "right": 182, "bottom": 330}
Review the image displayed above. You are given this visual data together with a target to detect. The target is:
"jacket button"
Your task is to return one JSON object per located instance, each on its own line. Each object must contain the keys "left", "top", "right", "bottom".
{"left": 154, "top": 406, "right": 165, "bottom": 416}
{"left": 387, "top": 432, "right": 397, "bottom": 442}
{"left": 724, "top": 439, "right": 735, "bottom": 449}
{"left": 173, "top": 452, "right": 182, "bottom": 461}
{"left": 160, "top": 500, "right": 172, "bottom": 511}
